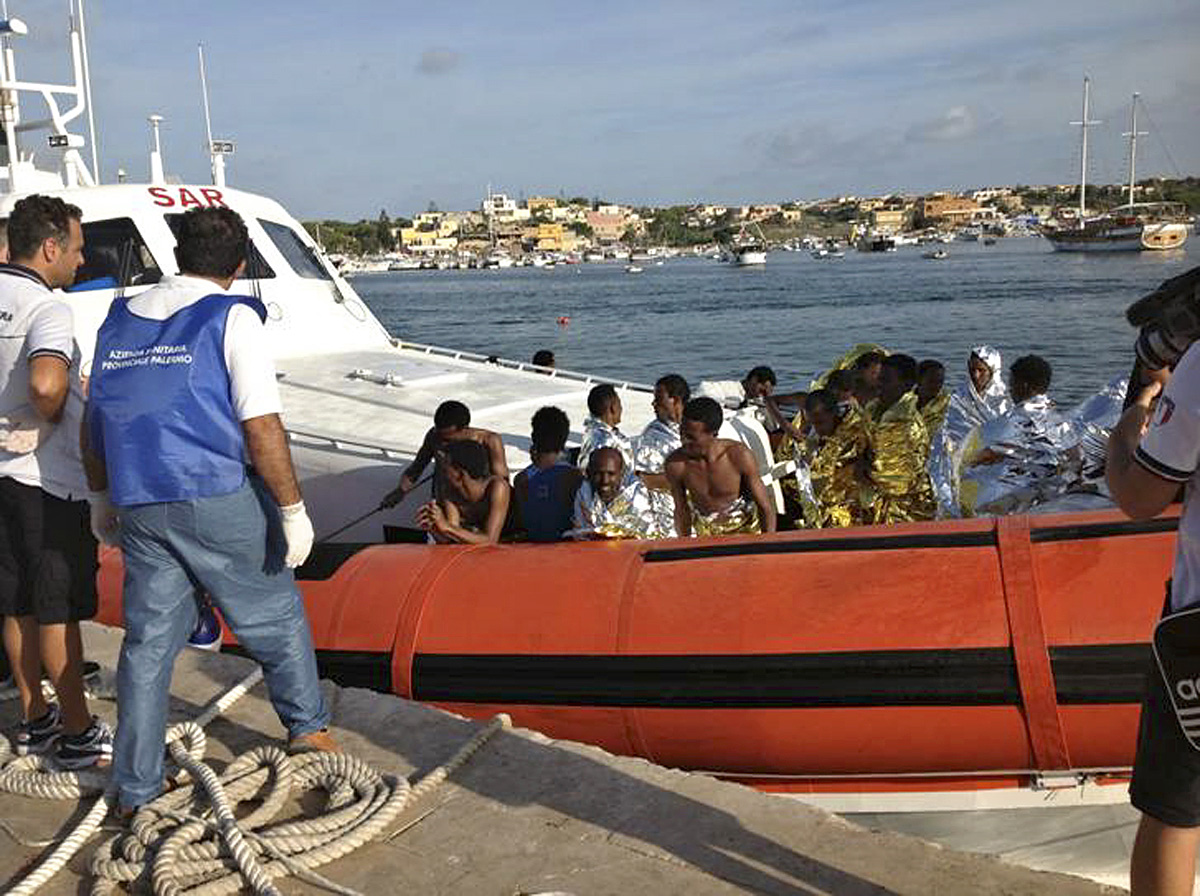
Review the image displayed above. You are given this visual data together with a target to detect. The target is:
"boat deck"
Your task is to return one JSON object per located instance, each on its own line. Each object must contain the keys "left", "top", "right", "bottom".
{"left": 0, "top": 624, "right": 1116, "bottom": 895}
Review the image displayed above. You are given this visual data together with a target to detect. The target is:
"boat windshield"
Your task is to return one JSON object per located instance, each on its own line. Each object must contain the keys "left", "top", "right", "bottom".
{"left": 258, "top": 219, "right": 332, "bottom": 281}
{"left": 69, "top": 217, "right": 162, "bottom": 291}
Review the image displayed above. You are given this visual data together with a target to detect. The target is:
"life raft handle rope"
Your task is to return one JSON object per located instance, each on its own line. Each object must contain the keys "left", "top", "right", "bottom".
{"left": 316, "top": 472, "right": 434, "bottom": 544}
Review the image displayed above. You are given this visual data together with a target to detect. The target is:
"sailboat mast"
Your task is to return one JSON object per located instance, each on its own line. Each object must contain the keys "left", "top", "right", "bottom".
{"left": 1076, "top": 77, "right": 1092, "bottom": 219}
{"left": 1123, "top": 93, "right": 1146, "bottom": 206}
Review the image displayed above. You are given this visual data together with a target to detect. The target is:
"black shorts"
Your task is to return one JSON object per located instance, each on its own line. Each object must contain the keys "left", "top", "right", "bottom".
{"left": 0, "top": 477, "right": 97, "bottom": 624}
{"left": 1131, "top": 594, "right": 1200, "bottom": 827}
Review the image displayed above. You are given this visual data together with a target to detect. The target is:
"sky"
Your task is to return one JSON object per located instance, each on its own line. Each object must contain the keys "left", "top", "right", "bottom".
{"left": 5, "top": 0, "right": 1199, "bottom": 219}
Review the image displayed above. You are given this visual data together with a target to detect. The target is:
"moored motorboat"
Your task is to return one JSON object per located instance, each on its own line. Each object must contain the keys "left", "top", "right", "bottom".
{"left": 0, "top": 8, "right": 658, "bottom": 545}
{"left": 722, "top": 223, "right": 768, "bottom": 266}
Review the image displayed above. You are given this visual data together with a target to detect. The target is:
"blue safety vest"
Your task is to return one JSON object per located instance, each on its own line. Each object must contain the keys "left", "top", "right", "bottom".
{"left": 88, "top": 294, "right": 267, "bottom": 507}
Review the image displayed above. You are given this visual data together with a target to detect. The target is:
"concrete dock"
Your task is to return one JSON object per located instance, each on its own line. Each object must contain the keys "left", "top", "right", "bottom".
{"left": 0, "top": 624, "right": 1121, "bottom": 895}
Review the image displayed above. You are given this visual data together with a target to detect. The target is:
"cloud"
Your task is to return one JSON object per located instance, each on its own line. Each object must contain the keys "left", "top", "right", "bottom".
{"left": 750, "top": 123, "right": 899, "bottom": 172}
{"left": 416, "top": 48, "right": 460, "bottom": 76}
{"left": 906, "top": 106, "right": 976, "bottom": 142}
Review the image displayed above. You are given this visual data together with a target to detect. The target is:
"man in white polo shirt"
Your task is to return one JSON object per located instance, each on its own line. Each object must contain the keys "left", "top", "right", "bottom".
{"left": 84, "top": 206, "right": 334, "bottom": 815}
{"left": 0, "top": 194, "right": 112, "bottom": 768}
{"left": 1108, "top": 277, "right": 1200, "bottom": 896}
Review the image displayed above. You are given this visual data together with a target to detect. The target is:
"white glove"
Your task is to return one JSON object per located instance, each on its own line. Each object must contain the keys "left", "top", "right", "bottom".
{"left": 88, "top": 490, "right": 121, "bottom": 547}
{"left": 0, "top": 411, "right": 50, "bottom": 455}
{"left": 279, "top": 501, "right": 314, "bottom": 568}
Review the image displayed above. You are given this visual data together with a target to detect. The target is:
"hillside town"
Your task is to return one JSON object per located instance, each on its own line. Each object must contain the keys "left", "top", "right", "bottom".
{"left": 307, "top": 176, "right": 1199, "bottom": 270}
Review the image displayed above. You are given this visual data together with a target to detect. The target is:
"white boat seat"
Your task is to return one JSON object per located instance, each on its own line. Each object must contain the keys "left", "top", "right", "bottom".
{"left": 720, "top": 411, "right": 792, "bottom": 514}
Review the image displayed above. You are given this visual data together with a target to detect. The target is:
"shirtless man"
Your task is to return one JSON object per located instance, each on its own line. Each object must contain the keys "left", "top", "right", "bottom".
{"left": 418, "top": 440, "right": 510, "bottom": 544}
{"left": 665, "top": 397, "right": 776, "bottom": 537}
{"left": 383, "top": 399, "right": 508, "bottom": 507}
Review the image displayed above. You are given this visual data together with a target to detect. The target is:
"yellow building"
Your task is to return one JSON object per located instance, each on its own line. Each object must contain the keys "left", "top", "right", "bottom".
{"left": 400, "top": 212, "right": 460, "bottom": 250}
{"left": 870, "top": 207, "right": 908, "bottom": 234}
{"left": 535, "top": 222, "right": 567, "bottom": 251}
{"left": 527, "top": 196, "right": 558, "bottom": 214}
{"left": 917, "top": 194, "right": 979, "bottom": 225}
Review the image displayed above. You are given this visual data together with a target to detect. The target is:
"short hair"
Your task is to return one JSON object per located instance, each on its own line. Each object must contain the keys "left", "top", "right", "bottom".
{"left": 683, "top": 396, "right": 724, "bottom": 434}
{"left": 587, "top": 445, "right": 625, "bottom": 474}
{"left": 531, "top": 405, "right": 570, "bottom": 453}
{"left": 7, "top": 195, "right": 81, "bottom": 261}
{"left": 655, "top": 373, "right": 690, "bottom": 403}
{"left": 826, "top": 369, "right": 855, "bottom": 394}
{"left": 587, "top": 383, "right": 619, "bottom": 417}
{"left": 882, "top": 353, "right": 918, "bottom": 387}
{"left": 853, "top": 351, "right": 886, "bottom": 371}
{"left": 917, "top": 359, "right": 945, "bottom": 378}
{"left": 434, "top": 400, "right": 471, "bottom": 430}
{"left": 745, "top": 365, "right": 777, "bottom": 386}
{"left": 805, "top": 388, "right": 838, "bottom": 415}
{"left": 442, "top": 439, "right": 489, "bottom": 479}
{"left": 172, "top": 206, "right": 249, "bottom": 278}
{"left": 532, "top": 349, "right": 555, "bottom": 367}
{"left": 1010, "top": 354, "right": 1052, "bottom": 393}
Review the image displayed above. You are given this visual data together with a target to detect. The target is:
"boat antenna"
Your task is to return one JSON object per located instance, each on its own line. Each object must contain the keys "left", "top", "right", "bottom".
{"left": 148, "top": 114, "right": 165, "bottom": 184}
{"left": 1122, "top": 93, "right": 1146, "bottom": 207}
{"left": 1070, "top": 76, "right": 1102, "bottom": 220}
{"left": 197, "top": 44, "right": 232, "bottom": 187}
{"left": 74, "top": 0, "right": 99, "bottom": 182}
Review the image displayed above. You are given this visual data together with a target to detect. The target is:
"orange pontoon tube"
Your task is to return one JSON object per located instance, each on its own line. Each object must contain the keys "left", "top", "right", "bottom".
{"left": 96, "top": 507, "right": 1176, "bottom": 795}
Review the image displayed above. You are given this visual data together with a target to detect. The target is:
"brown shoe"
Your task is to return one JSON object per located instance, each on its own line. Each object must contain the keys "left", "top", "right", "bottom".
{"left": 288, "top": 729, "right": 341, "bottom": 754}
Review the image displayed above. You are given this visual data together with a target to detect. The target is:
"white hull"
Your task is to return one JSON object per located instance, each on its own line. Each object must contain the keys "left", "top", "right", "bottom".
{"left": 729, "top": 250, "right": 767, "bottom": 266}
{"left": 1046, "top": 221, "right": 1187, "bottom": 252}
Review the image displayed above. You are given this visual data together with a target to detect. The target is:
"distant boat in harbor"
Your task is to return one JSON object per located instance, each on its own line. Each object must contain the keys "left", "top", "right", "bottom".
{"left": 857, "top": 234, "right": 896, "bottom": 252}
{"left": 922, "top": 249, "right": 948, "bottom": 260}
{"left": 722, "top": 223, "right": 768, "bottom": 266}
{"left": 1043, "top": 80, "right": 1189, "bottom": 253}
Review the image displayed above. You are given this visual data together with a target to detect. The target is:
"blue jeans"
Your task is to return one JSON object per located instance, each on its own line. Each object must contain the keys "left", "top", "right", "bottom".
{"left": 113, "top": 477, "right": 328, "bottom": 809}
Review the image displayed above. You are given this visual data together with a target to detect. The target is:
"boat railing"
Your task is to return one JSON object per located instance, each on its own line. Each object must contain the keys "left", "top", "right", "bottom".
{"left": 286, "top": 427, "right": 410, "bottom": 460}
{"left": 390, "top": 338, "right": 653, "bottom": 392}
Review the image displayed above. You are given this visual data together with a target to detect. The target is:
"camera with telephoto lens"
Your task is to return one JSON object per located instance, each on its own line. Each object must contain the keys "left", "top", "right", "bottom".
{"left": 1127, "top": 266, "right": 1200, "bottom": 371}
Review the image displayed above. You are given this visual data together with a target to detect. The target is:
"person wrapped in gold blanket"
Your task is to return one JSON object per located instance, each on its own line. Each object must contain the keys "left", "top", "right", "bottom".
{"left": 804, "top": 389, "right": 871, "bottom": 528}
{"left": 864, "top": 354, "right": 935, "bottom": 524}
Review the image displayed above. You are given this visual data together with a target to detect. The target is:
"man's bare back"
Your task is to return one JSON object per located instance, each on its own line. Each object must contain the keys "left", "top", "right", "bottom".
{"left": 385, "top": 423, "right": 509, "bottom": 508}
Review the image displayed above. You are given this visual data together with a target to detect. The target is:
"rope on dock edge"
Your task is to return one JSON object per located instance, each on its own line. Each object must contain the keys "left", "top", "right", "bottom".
{"left": 0, "top": 668, "right": 511, "bottom": 895}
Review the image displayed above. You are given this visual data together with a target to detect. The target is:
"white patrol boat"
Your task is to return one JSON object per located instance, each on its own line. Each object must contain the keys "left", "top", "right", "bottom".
{"left": 0, "top": 9, "right": 679, "bottom": 543}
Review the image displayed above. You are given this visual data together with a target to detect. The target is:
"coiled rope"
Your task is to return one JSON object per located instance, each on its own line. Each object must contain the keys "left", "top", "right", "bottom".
{"left": 0, "top": 666, "right": 510, "bottom": 895}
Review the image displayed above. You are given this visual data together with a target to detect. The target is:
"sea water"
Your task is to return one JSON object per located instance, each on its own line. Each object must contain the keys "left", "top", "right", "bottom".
{"left": 354, "top": 237, "right": 1198, "bottom": 405}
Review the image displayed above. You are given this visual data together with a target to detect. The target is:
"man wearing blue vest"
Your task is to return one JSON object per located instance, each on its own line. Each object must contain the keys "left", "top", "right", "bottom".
{"left": 84, "top": 206, "right": 335, "bottom": 815}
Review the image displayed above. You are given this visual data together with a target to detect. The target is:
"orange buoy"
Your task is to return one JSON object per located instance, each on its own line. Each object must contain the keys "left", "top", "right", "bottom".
{"left": 557, "top": 316, "right": 570, "bottom": 326}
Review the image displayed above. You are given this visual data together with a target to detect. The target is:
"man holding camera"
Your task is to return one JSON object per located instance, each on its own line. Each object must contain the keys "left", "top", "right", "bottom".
{"left": 1108, "top": 267, "right": 1200, "bottom": 895}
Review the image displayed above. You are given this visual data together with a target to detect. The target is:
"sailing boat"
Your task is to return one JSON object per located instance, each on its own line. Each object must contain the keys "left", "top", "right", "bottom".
{"left": 1043, "top": 80, "right": 1188, "bottom": 252}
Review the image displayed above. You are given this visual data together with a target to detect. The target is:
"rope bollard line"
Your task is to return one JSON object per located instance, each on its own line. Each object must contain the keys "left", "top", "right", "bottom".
{"left": 1, "top": 666, "right": 510, "bottom": 895}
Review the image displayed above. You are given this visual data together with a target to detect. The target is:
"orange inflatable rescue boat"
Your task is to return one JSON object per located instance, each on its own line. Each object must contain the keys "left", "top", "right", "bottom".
{"left": 96, "top": 507, "right": 1176, "bottom": 798}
